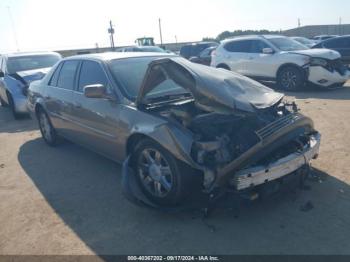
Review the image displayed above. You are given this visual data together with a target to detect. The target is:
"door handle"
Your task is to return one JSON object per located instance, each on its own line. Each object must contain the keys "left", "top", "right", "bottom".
{"left": 74, "top": 102, "right": 82, "bottom": 108}
{"left": 248, "top": 57, "right": 254, "bottom": 60}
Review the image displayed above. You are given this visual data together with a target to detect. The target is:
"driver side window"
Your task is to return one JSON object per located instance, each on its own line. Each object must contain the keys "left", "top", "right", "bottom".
{"left": 250, "top": 40, "right": 270, "bottom": 53}
{"left": 78, "top": 61, "right": 109, "bottom": 92}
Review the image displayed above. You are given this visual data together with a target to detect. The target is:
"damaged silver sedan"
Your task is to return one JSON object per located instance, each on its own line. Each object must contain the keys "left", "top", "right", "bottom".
{"left": 27, "top": 52, "right": 321, "bottom": 208}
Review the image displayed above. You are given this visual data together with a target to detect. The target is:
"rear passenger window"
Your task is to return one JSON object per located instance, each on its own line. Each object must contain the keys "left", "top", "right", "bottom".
{"left": 49, "top": 63, "right": 63, "bottom": 87}
{"left": 224, "top": 40, "right": 252, "bottom": 53}
{"left": 78, "top": 61, "right": 108, "bottom": 92}
{"left": 57, "top": 61, "right": 79, "bottom": 90}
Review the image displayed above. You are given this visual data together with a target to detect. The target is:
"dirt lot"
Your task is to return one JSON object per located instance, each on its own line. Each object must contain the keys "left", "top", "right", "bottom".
{"left": 1, "top": 86, "right": 350, "bottom": 255}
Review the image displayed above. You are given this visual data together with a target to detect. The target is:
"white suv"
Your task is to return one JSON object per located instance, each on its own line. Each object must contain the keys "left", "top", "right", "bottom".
{"left": 211, "top": 35, "right": 350, "bottom": 90}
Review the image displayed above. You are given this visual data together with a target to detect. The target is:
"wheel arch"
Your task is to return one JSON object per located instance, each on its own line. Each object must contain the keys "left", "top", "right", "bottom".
{"left": 276, "top": 63, "right": 308, "bottom": 80}
{"left": 216, "top": 63, "right": 230, "bottom": 70}
{"left": 125, "top": 127, "right": 200, "bottom": 170}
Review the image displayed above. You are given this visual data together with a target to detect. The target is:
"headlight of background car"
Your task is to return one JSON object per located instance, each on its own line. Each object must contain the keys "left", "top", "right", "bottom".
{"left": 310, "top": 58, "right": 328, "bottom": 67}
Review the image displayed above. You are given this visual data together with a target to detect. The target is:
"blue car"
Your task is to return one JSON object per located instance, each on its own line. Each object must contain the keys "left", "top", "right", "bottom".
{"left": 0, "top": 52, "right": 61, "bottom": 118}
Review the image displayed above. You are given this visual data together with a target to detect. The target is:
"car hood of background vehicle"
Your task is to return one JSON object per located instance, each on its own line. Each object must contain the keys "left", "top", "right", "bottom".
{"left": 10, "top": 67, "right": 51, "bottom": 85}
{"left": 288, "top": 48, "right": 341, "bottom": 60}
{"left": 137, "top": 57, "right": 284, "bottom": 114}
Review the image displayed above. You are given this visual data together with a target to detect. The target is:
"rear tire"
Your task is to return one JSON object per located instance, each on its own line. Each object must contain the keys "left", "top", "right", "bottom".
{"left": 277, "top": 66, "right": 304, "bottom": 91}
{"left": 131, "top": 138, "right": 194, "bottom": 206}
{"left": 37, "top": 108, "right": 59, "bottom": 146}
{"left": 7, "top": 93, "right": 21, "bottom": 119}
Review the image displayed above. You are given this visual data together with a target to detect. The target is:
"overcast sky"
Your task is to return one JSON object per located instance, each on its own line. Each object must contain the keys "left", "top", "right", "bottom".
{"left": 0, "top": 0, "right": 349, "bottom": 52}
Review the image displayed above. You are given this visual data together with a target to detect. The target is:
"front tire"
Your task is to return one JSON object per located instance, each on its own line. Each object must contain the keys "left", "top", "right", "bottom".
{"left": 131, "top": 139, "right": 193, "bottom": 206}
{"left": 277, "top": 66, "right": 304, "bottom": 91}
{"left": 37, "top": 108, "right": 59, "bottom": 146}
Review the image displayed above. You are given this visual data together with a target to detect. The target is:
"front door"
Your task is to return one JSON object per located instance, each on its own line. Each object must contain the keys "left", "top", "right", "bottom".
{"left": 70, "top": 60, "right": 120, "bottom": 160}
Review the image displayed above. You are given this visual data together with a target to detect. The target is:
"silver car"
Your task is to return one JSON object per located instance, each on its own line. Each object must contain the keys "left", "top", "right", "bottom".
{"left": 27, "top": 52, "right": 321, "bottom": 208}
{"left": 0, "top": 52, "right": 61, "bottom": 118}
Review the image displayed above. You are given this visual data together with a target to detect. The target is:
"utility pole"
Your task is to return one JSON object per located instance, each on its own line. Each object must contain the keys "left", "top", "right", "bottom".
{"left": 108, "top": 20, "right": 115, "bottom": 50}
{"left": 158, "top": 18, "right": 163, "bottom": 46}
{"left": 298, "top": 18, "right": 301, "bottom": 28}
{"left": 339, "top": 17, "right": 342, "bottom": 35}
{"left": 7, "top": 6, "right": 19, "bottom": 51}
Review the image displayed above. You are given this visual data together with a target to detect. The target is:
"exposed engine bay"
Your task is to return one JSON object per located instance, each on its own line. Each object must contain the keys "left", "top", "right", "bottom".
{"left": 146, "top": 98, "right": 316, "bottom": 190}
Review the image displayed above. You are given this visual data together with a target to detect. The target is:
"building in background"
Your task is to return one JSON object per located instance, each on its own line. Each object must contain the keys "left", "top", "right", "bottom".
{"left": 284, "top": 24, "right": 350, "bottom": 38}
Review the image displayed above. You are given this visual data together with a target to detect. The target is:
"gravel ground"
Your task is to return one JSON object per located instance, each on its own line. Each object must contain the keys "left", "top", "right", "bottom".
{"left": 0, "top": 86, "right": 350, "bottom": 255}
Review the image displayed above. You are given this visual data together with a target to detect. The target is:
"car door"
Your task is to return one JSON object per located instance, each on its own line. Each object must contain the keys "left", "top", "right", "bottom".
{"left": 44, "top": 60, "right": 79, "bottom": 139}
{"left": 0, "top": 57, "right": 5, "bottom": 101}
{"left": 222, "top": 40, "right": 252, "bottom": 75}
{"left": 70, "top": 60, "right": 121, "bottom": 159}
{"left": 243, "top": 40, "right": 277, "bottom": 78}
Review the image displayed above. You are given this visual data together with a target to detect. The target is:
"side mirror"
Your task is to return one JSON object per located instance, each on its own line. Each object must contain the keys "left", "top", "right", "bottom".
{"left": 83, "top": 84, "right": 108, "bottom": 99}
{"left": 262, "top": 48, "right": 274, "bottom": 54}
{"left": 0, "top": 71, "right": 4, "bottom": 78}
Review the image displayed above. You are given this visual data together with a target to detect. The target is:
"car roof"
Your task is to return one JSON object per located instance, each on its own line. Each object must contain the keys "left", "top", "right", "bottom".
{"left": 63, "top": 52, "right": 175, "bottom": 62}
{"left": 221, "top": 34, "right": 285, "bottom": 43}
{"left": 3, "top": 51, "right": 61, "bottom": 58}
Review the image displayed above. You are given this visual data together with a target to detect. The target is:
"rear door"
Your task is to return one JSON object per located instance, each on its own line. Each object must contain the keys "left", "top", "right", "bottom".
{"left": 44, "top": 60, "right": 79, "bottom": 139}
{"left": 70, "top": 60, "right": 120, "bottom": 159}
{"left": 222, "top": 40, "right": 252, "bottom": 75}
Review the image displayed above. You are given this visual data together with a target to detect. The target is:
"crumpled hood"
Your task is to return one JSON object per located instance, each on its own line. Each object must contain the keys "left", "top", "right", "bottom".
{"left": 11, "top": 67, "right": 51, "bottom": 85}
{"left": 137, "top": 57, "right": 284, "bottom": 114}
{"left": 288, "top": 48, "right": 341, "bottom": 60}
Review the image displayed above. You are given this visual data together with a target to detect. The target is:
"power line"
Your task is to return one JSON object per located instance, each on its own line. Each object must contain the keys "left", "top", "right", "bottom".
{"left": 108, "top": 20, "right": 115, "bottom": 50}
{"left": 159, "top": 18, "right": 163, "bottom": 46}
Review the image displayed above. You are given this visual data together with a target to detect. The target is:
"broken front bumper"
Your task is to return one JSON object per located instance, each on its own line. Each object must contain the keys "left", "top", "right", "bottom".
{"left": 230, "top": 133, "right": 321, "bottom": 191}
{"left": 308, "top": 66, "right": 350, "bottom": 88}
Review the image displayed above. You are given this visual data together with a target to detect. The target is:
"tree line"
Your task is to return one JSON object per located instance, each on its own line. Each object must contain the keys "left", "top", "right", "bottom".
{"left": 203, "top": 29, "right": 281, "bottom": 42}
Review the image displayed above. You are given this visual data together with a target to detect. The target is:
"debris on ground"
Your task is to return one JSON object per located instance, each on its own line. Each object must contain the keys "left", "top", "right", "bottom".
{"left": 0, "top": 163, "right": 5, "bottom": 168}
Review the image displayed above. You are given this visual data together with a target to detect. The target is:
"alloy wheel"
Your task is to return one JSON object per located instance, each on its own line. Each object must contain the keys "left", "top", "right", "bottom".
{"left": 281, "top": 70, "right": 298, "bottom": 90}
{"left": 39, "top": 112, "right": 53, "bottom": 142}
{"left": 137, "top": 148, "right": 174, "bottom": 198}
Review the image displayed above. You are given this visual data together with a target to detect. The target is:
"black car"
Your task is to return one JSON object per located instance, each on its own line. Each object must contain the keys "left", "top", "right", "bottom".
{"left": 313, "top": 36, "right": 350, "bottom": 64}
{"left": 180, "top": 42, "right": 218, "bottom": 59}
{"left": 189, "top": 46, "right": 217, "bottom": 66}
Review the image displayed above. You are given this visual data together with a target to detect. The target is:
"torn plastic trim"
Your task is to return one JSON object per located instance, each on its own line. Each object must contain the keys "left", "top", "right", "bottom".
{"left": 231, "top": 133, "right": 321, "bottom": 190}
{"left": 209, "top": 113, "right": 315, "bottom": 190}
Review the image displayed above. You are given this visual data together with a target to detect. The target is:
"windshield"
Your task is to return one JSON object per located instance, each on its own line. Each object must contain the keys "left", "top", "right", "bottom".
{"left": 7, "top": 54, "right": 61, "bottom": 74}
{"left": 294, "top": 37, "right": 313, "bottom": 45}
{"left": 269, "top": 37, "right": 308, "bottom": 51}
{"left": 109, "top": 56, "right": 190, "bottom": 102}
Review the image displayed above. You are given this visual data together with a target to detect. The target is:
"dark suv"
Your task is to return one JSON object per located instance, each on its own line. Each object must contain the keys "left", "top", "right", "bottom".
{"left": 180, "top": 42, "right": 218, "bottom": 59}
{"left": 313, "top": 36, "right": 350, "bottom": 65}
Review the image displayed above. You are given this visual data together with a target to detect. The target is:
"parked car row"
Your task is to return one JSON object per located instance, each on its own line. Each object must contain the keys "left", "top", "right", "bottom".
{"left": 183, "top": 35, "right": 350, "bottom": 91}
